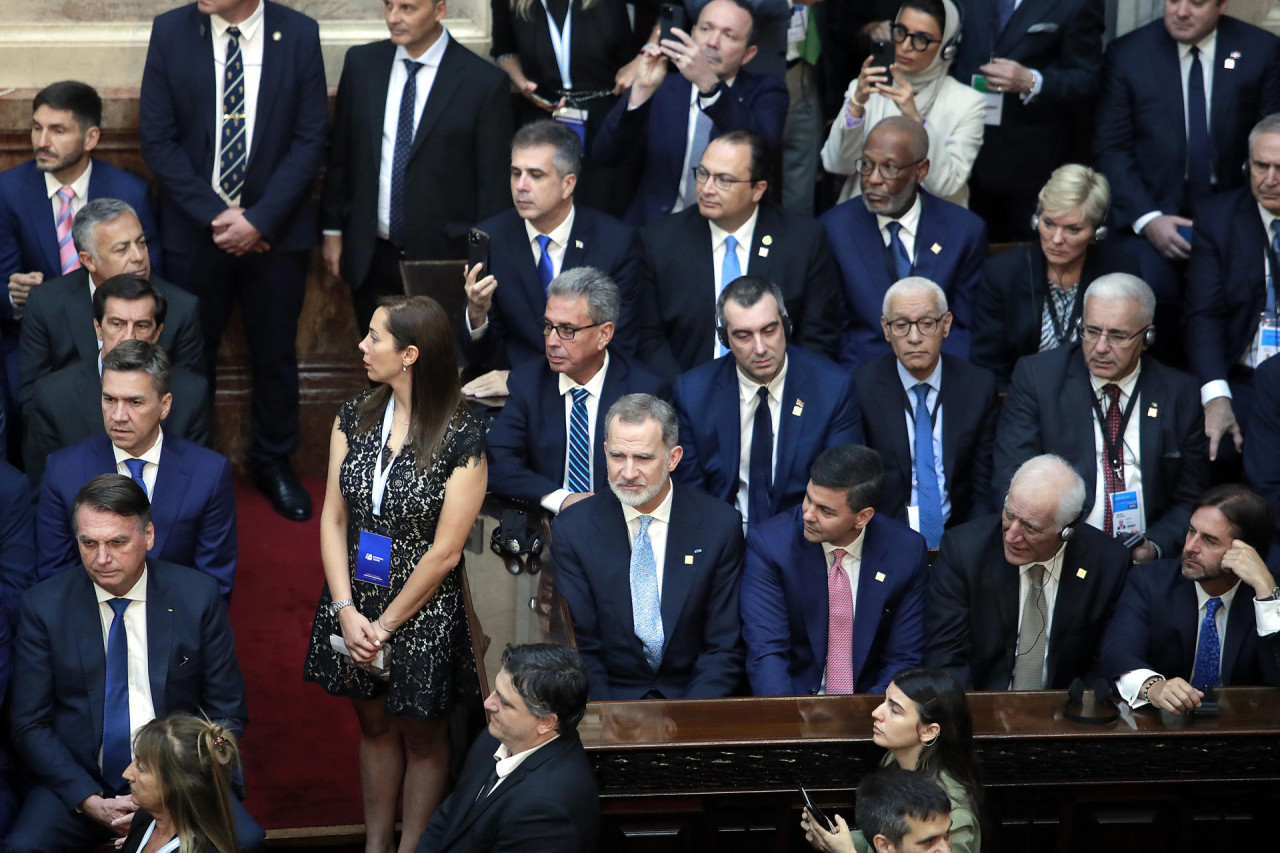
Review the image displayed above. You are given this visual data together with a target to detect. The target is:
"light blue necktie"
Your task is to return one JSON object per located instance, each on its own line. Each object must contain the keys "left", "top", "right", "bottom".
{"left": 536, "top": 234, "right": 555, "bottom": 296}
{"left": 913, "top": 384, "right": 944, "bottom": 548}
{"left": 630, "top": 515, "right": 664, "bottom": 671}
{"left": 886, "top": 221, "right": 912, "bottom": 281}
{"left": 102, "top": 598, "right": 132, "bottom": 793}
{"left": 1268, "top": 221, "right": 1280, "bottom": 315}
{"left": 123, "top": 458, "right": 148, "bottom": 499}
{"left": 567, "top": 388, "right": 592, "bottom": 494}
{"left": 719, "top": 236, "right": 741, "bottom": 356}
{"left": 1190, "top": 597, "right": 1223, "bottom": 688}
{"left": 681, "top": 108, "right": 714, "bottom": 206}
{"left": 218, "top": 27, "right": 246, "bottom": 200}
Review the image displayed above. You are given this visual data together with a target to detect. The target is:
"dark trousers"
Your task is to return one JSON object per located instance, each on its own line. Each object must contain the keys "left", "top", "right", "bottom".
{"left": 352, "top": 238, "right": 408, "bottom": 339}
{"left": 968, "top": 184, "right": 1040, "bottom": 246}
{"left": 163, "top": 244, "right": 308, "bottom": 468}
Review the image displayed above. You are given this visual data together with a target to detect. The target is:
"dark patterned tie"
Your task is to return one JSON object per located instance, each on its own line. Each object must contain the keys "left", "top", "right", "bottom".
{"left": 219, "top": 27, "right": 247, "bottom": 199}
{"left": 389, "top": 59, "right": 424, "bottom": 248}
{"left": 1190, "top": 597, "right": 1223, "bottom": 688}
{"left": 1186, "top": 46, "right": 1212, "bottom": 203}
{"left": 1101, "top": 383, "right": 1124, "bottom": 536}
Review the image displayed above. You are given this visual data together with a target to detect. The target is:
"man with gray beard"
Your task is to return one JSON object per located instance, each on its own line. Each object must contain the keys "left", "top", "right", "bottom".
{"left": 551, "top": 393, "right": 746, "bottom": 699}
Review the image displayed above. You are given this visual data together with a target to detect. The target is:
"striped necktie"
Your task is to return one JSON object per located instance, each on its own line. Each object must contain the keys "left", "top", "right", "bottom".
{"left": 567, "top": 387, "right": 592, "bottom": 493}
{"left": 55, "top": 187, "right": 80, "bottom": 274}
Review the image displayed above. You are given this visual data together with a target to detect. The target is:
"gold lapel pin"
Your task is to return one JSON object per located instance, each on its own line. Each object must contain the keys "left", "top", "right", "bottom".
{"left": 930, "top": 243, "right": 942, "bottom": 254}
{"left": 875, "top": 572, "right": 886, "bottom": 582}
{"left": 1076, "top": 568, "right": 1087, "bottom": 579}
{"left": 762, "top": 234, "right": 773, "bottom": 246}
{"left": 684, "top": 555, "right": 694, "bottom": 565}
{"left": 273, "top": 31, "right": 282, "bottom": 41}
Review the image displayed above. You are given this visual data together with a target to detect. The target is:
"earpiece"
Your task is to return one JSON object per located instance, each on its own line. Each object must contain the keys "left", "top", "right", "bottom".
{"left": 1143, "top": 326, "right": 1157, "bottom": 348}
{"left": 1059, "top": 504, "right": 1088, "bottom": 542}
{"left": 1032, "top": 210, "right": 1109, "bottom": 243}
{"left": 940, "top": 3, "right": 962, "bottom": 62}
{"left": 716, "top": 311, "right": 793, "bottom": 350}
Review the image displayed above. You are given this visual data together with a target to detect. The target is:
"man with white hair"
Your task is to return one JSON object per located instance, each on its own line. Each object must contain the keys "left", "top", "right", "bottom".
{"left": 854, "top": 277, "right": 999, "bottom": 547}
{"left": 926, "top": 454, "right": 1131, "bottom": 690}
{"left": 995, "top": 273, "right": 1208, "bottom": 561}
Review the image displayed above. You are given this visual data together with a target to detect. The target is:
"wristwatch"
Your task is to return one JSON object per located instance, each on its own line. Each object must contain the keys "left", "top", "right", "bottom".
{"left": 1260, "top": 586, "right": 1280, "bottom": 602}
{"left": 330, "top": 598, "right": 354, "bottom": 616}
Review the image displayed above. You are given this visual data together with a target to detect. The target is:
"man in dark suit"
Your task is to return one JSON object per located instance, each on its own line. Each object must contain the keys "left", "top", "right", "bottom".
{"left": 0, "top": 459, "right": 36, "bottom": 614}
{"left": 19, "top": 201, "right": 203, "bottom": 415}
{"left": 592, "top": 0, "right": 789, "bottom": 225}
{"left": 995, "top": 274, "right": 1208, "bottom": 560}
{"left": 819, "top": 117, "right": 986, "bottom": 370}
{"left": 633, "top": 130, "right": 841, "bottom": 381}
{"left": 1185, "top": 114, "right": 1280, "bottom": 465}
{"left": 1094, "top": 1, "right": 1280, "bottom": 342}
{"left": 458, "top": 121, "right": 639, "bottom": 398}
{"left": 6, "top": 474, "right": 262, "bottom": 852}
{"left": 140, "top": 0, "right": 326, "bottom": 522}
{"left": 25, "top": 279, "right": 211, "bottom": 489}
{"left": 1101, "top": 484, "right": 1280, "bottom": 713}
{"left": 926, "top": 454, "right": 1131, "bottom": 689}
{"left": 552, "top": 393, "right": 745, "bottom": 699}
{"left": 322, "top": 0, "right": 513, "bottom": 334}
{"left": 415, "top": 643, "right": 598, "bottom": 853}
{"left": 949, "top": 0, "right": 1104, "bottom": 241}
{"left": 741, "top": 444, "right": 927, "bottom": 696}
{"left": 1245, "top": 355, "right": 1280, "bottom": 522}
{"left": 488, "top": 268, "right": 667, "bottom": 513}
{"left": 856, "top": 278, "right": 999, "bottom": 546}
{"left": 35, "top": 344, "right": 236, "bottom": 601}
{"left": 674, "top": 275, "right": 862, "bottom": 529}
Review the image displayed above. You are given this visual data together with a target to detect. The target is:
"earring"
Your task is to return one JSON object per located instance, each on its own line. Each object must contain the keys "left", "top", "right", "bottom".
{"left": 402, "top": 363, "right": 408, "bottom": 372}
{"left": 920, "top": 732, "right": 938, "bottom": 747}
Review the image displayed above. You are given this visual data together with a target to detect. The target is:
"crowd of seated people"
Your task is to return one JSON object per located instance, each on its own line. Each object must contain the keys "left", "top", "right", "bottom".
{"left": 4, "top": 1, "right": 1280, "bottom": 851}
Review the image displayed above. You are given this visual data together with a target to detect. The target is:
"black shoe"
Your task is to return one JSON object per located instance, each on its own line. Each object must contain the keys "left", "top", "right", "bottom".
{"left": 254, "top": 467, "right": 313, "bottom": 521}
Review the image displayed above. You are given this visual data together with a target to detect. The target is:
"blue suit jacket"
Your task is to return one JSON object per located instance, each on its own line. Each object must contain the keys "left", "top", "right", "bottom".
{"left": 139, "top": 1, "right": 327, "bottom": 253}
{"left": 487, "top": 351, "right": 669, "bottom": 506}
{"left": 1094, "top": 16, "right": 1280, "bottom": 228}
{"left": 820, "top": 190, "right": 986, "bottom": 370}
{"left": 9, "top": 561, "right": 246, "bottom": 807}
{"left": 35, "top": 433, "right": 237, "bottom": 600}
{"left": 458, "top": 205, "right": 640, "bottom": 370}
{"left": 0, "top": 160, "right": 162, "bottom": 318}
{"left": 551, "top": 485, "right": 746, "bottom": 700}
{"left": 673, "top": 346, "right": 864, "bottom": 518}
{"left": 741, "top": 509, "right": 927, "bottom": 696}
{"left": 0, "top": 460, "right": 36, "bottom": 617}
{"left": 592, "top": 71, "right": 789, "bottom": 225}
{"left": 1099, "top": 559, "right": 1280, "bottom": 687}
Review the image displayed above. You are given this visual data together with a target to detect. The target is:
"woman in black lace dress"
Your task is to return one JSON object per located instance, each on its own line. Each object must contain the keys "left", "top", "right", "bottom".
{"left": 303, "top": 296, "right": 487, "bottom": 853}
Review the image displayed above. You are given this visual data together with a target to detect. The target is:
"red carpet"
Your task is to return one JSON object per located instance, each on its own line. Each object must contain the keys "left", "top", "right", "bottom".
{"left": 227, "top": 475, "right": 364, "bottom": 830}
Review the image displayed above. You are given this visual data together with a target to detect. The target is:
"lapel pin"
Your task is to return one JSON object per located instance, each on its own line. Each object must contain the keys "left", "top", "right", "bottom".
{"left": 273, "top": 31, "right": 282, "bottom": 41}
{"left": 694, "top": 548, "right": 702, "bottom": 554}
{"left": 1076, "top": 568, "right": 1087, "bottom": 579}
{"left": 758, "top": 247, "right": 769, "bottom": 258}
{"left": 1225, "top": 51, "right": 1240, "bottom": 69}
{"left": 792, "top": 399, "right": 805, "bottom": 416}
{"left": 684, "top": 555, "right": 694, "bottom": 564}
{"left": 1147, "top": 403, "right": 1158, "bottom": 418}
{"left": 574, "top": 239, "right": 583, "bottom": 249}
{"left": 762, "top": 234, "right": 773, "bottom": 246}
{"left": 875, "top": 572, "right": 886, "bottom": 582}
{"left": 930, "top": 243, "right": 942, "bottom": 254}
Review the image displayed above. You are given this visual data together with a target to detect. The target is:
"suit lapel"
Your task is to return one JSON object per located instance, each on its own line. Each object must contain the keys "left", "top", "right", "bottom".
{"left": 690, "top": 216, "right": 718, "bottom": 360}
{"left": 71, "top": 573, "right": 108, "bottom": 755}
{"left": 659, "top": 488, "right": 700, "bottom": 646}
{"left": 850, "top": 209, "right": 892, "bottom": 301}
{"left": 23, "top": 166, "right": 60, "bottom": 273}
{"left": 74, "top": 365, "right": 103, "bottom": 438}
{"left": 912, "top": 193, "right": 944, "bottom": 280}
{"left": 1220, "top": 584, "right": 1255, "bottom": 683}
{"left": 711, "top": 361, "right": 741, "bottom": 491}
{"left": 773, "top": 352, "right": 805, "bottom": 512}
{"left": 1175, "top": 580, "right": 1200, "bottom": 677}
{"left": 661, "top": 78, "right": 695, "bottom": 181}
{"left": 409, "top": 38, "right": 465, "bottom": 161}
{"left": 563, "top": 209, "right": 590, "bottom": 269}
{"left": 445, "top": 735, "right": 577, "bottom": 844}
{"left": 150, "top": 439, "right": 192, "bottom": 558}
{"left": 248, "top": 2, "right": 282, "bottom": 170}
{"left": 542, "top": 369, "right": 570, "bottom": 488}
{"left": 994, "top": 0, "right": 1051, "bottom": 56}
{"left": 196, "top": 13, "right": 218, "bottom": 161}
{"left": 1137, "top": 359, "right": 1162, "bottom": 515}
{"left": 594, "top": 357, "right": 627, "bottom": 491}
{"left": 796, "top": 534, "right": 831, "bottom": 673}
{"left": 68, "top": 271, "right": 100, "bottom": 363}
{"left": 938, "top": 358, "right": 959, "bottom": 495}
{"left": 146, "top": 568, "right": 173, "bottom": 713}
{"left": 1046, "top": 540, "right": 1089, "bottom": 683}
{"left": 1156, "top": 32, "right": 1188, "bottom": 168}
{"left": 1064, "top": 356, "right": 1101, "bottom": 511}
{"left": 877, "top": 358, "right": 913, "bottom": 492}
{"left": 849, "top": 524, "right": 891, "bottom": 686}
{"left": 505, "top": 212, "right": 545, "bottom": 317}
{"left": 746, "top": 206, "right": 778, "bottom": 280}
{"left": 596, "top": 500, "right": 638, "bottom": 643}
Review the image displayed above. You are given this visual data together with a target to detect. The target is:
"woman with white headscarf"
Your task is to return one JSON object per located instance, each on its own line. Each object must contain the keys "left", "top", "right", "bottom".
{"left": 821, "top": 0, "right": 985, "bottom": 207}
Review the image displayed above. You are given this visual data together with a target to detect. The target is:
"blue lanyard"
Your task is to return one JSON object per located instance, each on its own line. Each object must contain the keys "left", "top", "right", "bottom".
{"left": 541, "top": 0, "right": 573, "bottom": 90}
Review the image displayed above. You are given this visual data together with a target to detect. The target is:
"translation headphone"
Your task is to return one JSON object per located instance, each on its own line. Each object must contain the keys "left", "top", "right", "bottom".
{"left": 1031, "top": 210, "right": 1109, "bottom": 244}
{"left": 489, "top": 507, "right": 545, "bottom": 575}
{"left": 715, "top": 276, "right": 794, "bottom": 350}
{"left": 940, "top": 2, "right": 962, "bottom": 62}
{"left": 716, "top": 309, "right": 793, "bottom": 349}
{"left": 1058, "top": 503, "right": 1088, "bottom": 542}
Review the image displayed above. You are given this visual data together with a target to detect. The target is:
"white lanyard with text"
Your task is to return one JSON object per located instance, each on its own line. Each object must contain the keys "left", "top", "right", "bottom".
{"left": 541, "top": 0, "right": 574, "bottom": 91}
{"left": 372, "top": 396, "right": 406, "bottom": 517}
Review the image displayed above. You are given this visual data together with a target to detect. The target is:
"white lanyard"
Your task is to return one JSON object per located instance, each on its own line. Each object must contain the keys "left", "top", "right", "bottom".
{"left": 372, "top": 396, "right": 405, "bottom": 517}
{"left": 541, "top": 0, "right": 573, "bottom": 91}
{"left": 137, "top": 821, "right": 180, "bottom": 853}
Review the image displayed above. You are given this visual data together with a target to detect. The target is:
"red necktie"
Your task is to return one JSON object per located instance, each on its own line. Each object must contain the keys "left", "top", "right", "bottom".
{"left": 1101, "top": 383, "right": 1125, "bottom": 535}
{"left": 825, "top": 548, "right": 854, "bottom": 694}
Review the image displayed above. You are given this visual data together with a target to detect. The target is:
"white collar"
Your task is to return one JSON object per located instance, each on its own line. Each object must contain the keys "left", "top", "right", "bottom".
{"left": 708, "top": 206, "right": 759, "bottom": 252}
{"left": 43, "top": 160, "right": 93, "bottom": 203}
{"left": 93, "top": 564, "right": 149, "bottom": 604}
{"left": 735, "top": 352, "right": 788, "bottom": 404}
{"left": 396, "top": 26, "right": 450, "bottom": 66}
{"left": 557, "top": 349, "right": 610, "bottom": 397}
{"left": 620, "top": 479, "right": 676, "bottom": 526}
{"left": 896, "top": 357, "right": 942, "bottom": 396}
{"left": 211, "top": 0, "right": 264, "bottom": 39}
{"left": 875, "top": 193, "right": 923, "bottom": 236}
{"left": 112, "top": 426, "right": 165, "bottom": 470}
{"left": 524, "top": 204, "right": 576, "bottom": 246}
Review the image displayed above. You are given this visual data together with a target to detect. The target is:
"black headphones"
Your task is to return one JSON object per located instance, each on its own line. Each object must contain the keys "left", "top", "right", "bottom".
{"left": 1058, "top": 503, "right": 1088, "bottom": 542}
{"left": 489, "top": 507, "right": 545, "bottom": 575}
{"left": 1031, "top": 210, "right": 1109, "bottom": 243}
{"left": 1075, "top": 319, "right": 1157, "bottom": 349}
{"left": 716, "top": 309, "right": 792, "bottom": 349}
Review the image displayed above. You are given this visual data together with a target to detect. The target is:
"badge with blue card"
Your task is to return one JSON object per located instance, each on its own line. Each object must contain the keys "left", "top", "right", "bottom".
{"left": 356, "top": 530, "right": 393, "bottom": 586}
{"left": 1109, "top": 490, "right": 1142, "bottom": 537}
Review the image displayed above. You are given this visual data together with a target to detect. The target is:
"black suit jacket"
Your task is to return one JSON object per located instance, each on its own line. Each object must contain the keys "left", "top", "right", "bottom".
{"left": 18, "top": 269, "right": 203, "bottom": 414}
{"left": 1099, "top": 559, "right": 1280, "bottom": 687}
{"left": 322, "top": 35, "right": 513, "bottom": 286}
{"left": 458, "top": 205, "right": 640, "bottom": 370}
{"left": 1094, "top": 16, "right": 1280, "bottom": 228}
{"left": 23, "top": 361, "right": 211, "bottom": 491}
{"left": 633, "top": 203, "right": 842, "bottom": 381}
{"left": 972, "top": 242, "right": 1141, "bottom": 387}
{"left": 925, "top": 515, "right": 1131, "bottom": 689}
{"left": 551, "top": 486, "right": 746, "bottom": 700}
{"left": 854, "top": 354, "right": 1000, "bottom": 527}
{"left": 1245, "top": 356, "right": 1280, "bottom": 521}
{"left": 416, "top": 730, "right": 598, "bottom": 853}
{"left": 994, "top": 347, "right": 1208, "bottom": 555}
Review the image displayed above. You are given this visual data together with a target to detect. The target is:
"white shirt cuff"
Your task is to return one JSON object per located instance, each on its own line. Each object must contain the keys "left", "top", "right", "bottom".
{"left": 1116, "top": 668, "right": 1161, "bottom": 709}
{"left": 1201, "top": 381, "right": 1232, "bottom": 406}
{"left": 322, "top": 229, "right": 341, "bottom": 237}
{"left": 1256, "top": 595, "right": 1280, "bottom": 635}
{"left": 698, "top": 88, "right": 724, "bottom": 108}
{"left": 464, "top": 309, "right": 487, "bottom": 339}
{"left": 1133, "top": 211, "right": 1163, "bottom": 236}
{"left": 542, "top": 489, "right": 572, "bottom": 514}
{"left": 1020, "top": 69, "right": 1044, "bottom": 104}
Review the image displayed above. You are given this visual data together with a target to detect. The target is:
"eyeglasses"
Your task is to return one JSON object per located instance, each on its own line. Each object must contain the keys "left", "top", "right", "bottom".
{"left": 886, "top": 316, "right": 944, "bottom": 337}
{"left": 542, "top": 321, "right": 602, "bottom": 340}
{"left": 692, "top": 166, "right": 756, "bottom": 192}
{"left": 854, "top": 157, "right": 925, "bottom": 181}
{"left": 1079, "top": 324, "right": 1150, "bottom": 347}
{"left": 891, "top": 23, "right": 943, "bottom": 52}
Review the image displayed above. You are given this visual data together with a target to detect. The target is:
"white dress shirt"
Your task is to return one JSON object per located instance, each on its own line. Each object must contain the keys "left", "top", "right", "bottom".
{"left": 94, "top": 567, "right": 156, "bottom": 767}
{"left": 466, "top": 205, "right": 578, "bottom": 338}
{"left": 818, "top": 531, "right": 866, "bottom": 693}
{"left": 1011, "top": 542, "right": 1066, "bottom": 689}
{"left": 488, "top": 733, "right": 561, "bottom": 795}
{"left": 876, "top": 194, "right": 922, "bottom": 266}
{"left": 897, "top": 359, "right": 950, "bottom": 523}
{"left": 735, "top": 355, "right": 788, "bottom": 527}
{"left": 1085, "top": 365, "right": 1145, "bottom": 536}
{"left": 542, "top": 351, "right": 611, "bottom": 513}
{"left": 112, "top": 429, "right": 165, "bottom": 499}
{"left": 210, "top": 1, "right": 265, "bottom": 203}
{"left": 621, "top": 482, "right": 675, "bottom": 593}
{"left": 707, "top": 209, "right": 758, "bottom": 354}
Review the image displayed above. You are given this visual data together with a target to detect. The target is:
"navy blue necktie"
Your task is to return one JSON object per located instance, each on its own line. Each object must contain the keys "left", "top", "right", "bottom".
{"left": 218, "top": 27, "right": 246, "bottom": 200}
{"left": 123, "top": 458, "right": 148, "bottom": 499}
{"left": 389, "top": 59, "right": 424, "bottom": 248}
{"left": 1186, "top": 46, "right": 1213, "bottom": 203}
{"left": 567, "top": 387, "right": 592, "bottom": 494}
{"left": 103, "top": 598, "right": 132, "bottom": 793}
{"left": 913, "top": 384, "right": 944, "bottom": 547}
{"left": 887, "top": 222, "right": 912, "bottom": 281}
{"left": 748, "top": 386, "right": 773, "bottom": 525}
{"left": 536, "top": 234, "right": 555, "bottom": 295}
{"left": 1190, "top": 597, "right": 1223, "bottom": 688}
{"left": 994, "top": 0, "right": 1016, "bottom": 33}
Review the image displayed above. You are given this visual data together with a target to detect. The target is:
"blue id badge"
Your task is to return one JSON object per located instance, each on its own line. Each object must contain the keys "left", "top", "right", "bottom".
{"left": 553, "top": 107, "right": 588, "bottom": 148}
{"left": 356, "top": 530, "right": 393, "bottom": 586}
{"left": 1109, "top": 490, "right": 1142, "bottom": 537}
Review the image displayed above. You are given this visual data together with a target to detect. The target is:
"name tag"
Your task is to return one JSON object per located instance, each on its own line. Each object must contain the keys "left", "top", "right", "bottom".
{"left": 553, "top": 107, "right": 588, "bottom": 147}
{"left": 972, "top": 75, "right": 1003, "bottom": 126}
{"left": 907, "top": 504, "right": 921, "bottom": 533}
{"left": 1109, "top": 490, "right": 1142, "bottom": 537}
{"left": 1258, "top": 314, "right": 1280, "bottom": 363}
{"left": 356, "top": 530, "right": 393, "bottom": 586}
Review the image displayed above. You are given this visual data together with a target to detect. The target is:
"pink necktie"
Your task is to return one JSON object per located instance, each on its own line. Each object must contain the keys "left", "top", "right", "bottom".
{"left": 826, "top": 548, "right": 854, "bottom": 694}
{"left": 56, "top": 186, "right": 80, "bottom": 275}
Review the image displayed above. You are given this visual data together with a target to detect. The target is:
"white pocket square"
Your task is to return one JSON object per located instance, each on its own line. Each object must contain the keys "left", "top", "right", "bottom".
{"left": 1028, "top": 22, "right": 1059, "bottom": 33}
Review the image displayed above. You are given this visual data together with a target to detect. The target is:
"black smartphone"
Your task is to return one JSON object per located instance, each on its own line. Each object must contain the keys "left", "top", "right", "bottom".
{"left": 799, "top": 786, "right": 834, "bottom": 833}
{"left": 659, "top": 3, "right": 688, "bottom": 45}
{"left": 467, "top": 228, "right": 491, "bottom": 276}
{"left": 1193, "top": 685, "right": 1220, "bottom": 717}
{"left": 870, "top": 38, "right": 895, "bottom": 72}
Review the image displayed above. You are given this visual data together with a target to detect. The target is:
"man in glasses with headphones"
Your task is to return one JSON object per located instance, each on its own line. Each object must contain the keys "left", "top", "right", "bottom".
{"left": 926, "top": 454, "right": 1131, "bottom": 690}
{"left": 994, "top": 273, "right": 1209, "bottom": 563}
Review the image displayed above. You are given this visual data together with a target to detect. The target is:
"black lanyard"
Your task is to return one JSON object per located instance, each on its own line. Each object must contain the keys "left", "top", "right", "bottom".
{"left": 1043, "top": 281, "right": 1082, "bottom": 345}
{"left": 1089, "top": 376, "right": 1141, "bottom": 479}
{"left": 901, "top": 384, "right": 942, "bottom": 429}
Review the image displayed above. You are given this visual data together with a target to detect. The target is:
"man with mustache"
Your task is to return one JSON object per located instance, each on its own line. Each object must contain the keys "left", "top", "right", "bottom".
{"left": 1101, "top": 484, "right": 1280, "bottom": 713}
{"left": 551, "top": 393, "right": 746, "bottom": 699}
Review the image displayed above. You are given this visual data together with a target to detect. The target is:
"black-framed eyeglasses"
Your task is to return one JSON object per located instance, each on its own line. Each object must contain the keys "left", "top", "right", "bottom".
{"left": 886, "top": 316, "right": 944, "bottom": 337}
{"left": 1079, "top": 323, "right": 1150, "bottom": 348}
{"left": 891, "top": 23, "right": 942, "bottom": 52}
{"left": 854, "top": 157, "right": 925, "bottom": 181}
{"left": 542, "top": 321, "right": 602, "bottom": 340}
{"left": 693, "top": 166, "right": 756, "bottom": 192}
